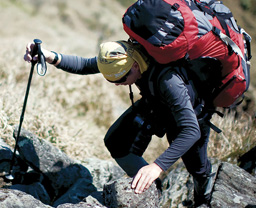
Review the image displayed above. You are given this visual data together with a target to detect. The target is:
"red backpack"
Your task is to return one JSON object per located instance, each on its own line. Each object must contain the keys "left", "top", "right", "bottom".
{"left": 122, "top": 0, "right": 252, "bottom": 108}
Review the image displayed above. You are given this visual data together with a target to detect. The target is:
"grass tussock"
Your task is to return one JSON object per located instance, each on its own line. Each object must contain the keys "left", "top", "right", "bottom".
{"left": 209, "top": 111, "right": 256, "bottom": 161}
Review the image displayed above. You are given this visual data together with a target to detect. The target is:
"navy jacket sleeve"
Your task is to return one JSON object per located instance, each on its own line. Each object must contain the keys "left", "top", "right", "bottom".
{"left": 56, "top": 54, "right": 100, "bottom": 75}
{"left": 154, "top": 70, "right": 201, "bottom": 171}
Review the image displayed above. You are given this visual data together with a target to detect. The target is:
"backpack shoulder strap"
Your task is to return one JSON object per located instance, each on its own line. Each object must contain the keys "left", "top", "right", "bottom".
{"left": 148, "top": 65, "right": 171, "bottom": 97}
{"left": 148, "top": 62, "right": 223, "bottom": 133}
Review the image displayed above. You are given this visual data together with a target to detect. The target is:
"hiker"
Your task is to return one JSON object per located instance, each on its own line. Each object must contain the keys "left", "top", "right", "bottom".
{"left": 24, "top": 40, "right": 215, "bottom": 207}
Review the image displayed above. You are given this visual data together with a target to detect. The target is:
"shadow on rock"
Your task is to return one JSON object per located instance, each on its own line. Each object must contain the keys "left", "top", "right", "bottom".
{"left": 1, "top": 127, "right": 105, "bottom": 207}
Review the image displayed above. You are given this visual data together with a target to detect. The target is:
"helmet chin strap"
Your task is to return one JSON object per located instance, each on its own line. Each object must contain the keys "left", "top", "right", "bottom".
{"left": 129, "top": 85, "right": 135, "bottom": 108}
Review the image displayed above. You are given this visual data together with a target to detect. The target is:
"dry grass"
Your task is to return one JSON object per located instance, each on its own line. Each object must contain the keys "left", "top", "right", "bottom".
{"left": 208, "top": 111, "right": 256, "bottom": 161}
{"left": 0, "top": 0, "right": 255, "bottom": 166}
{"left": 0, "top": 0, "right": 131, "bottom": 162}
{"left": 143, "top": 111, "right": 256, "bottom": 164}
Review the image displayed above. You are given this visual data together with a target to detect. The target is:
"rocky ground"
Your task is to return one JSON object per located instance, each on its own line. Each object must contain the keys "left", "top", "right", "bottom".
{"left": 0, "top": 127, "right": 255, "bottom": 207}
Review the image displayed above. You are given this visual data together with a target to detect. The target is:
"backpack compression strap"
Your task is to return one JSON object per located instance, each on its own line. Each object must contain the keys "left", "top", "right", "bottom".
{"left": 212, "top": 27, "right": 251, "bottom": 63}
{"left": 194, "top": 0, "right": 232, "bottom": 38}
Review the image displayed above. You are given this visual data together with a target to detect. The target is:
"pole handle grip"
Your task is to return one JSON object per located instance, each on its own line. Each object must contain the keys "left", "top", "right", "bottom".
{"left": 32, "top": 39, "right": 47, "bottom": 76}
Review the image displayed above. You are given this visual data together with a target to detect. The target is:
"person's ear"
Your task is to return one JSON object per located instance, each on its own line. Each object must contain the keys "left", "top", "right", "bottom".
{"left": 133, "top": 61, "right": 140, "bottom": 70}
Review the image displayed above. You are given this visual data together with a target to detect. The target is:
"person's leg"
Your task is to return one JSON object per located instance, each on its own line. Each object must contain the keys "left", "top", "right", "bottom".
{"left": 192, "top": 171, "right": 215, "bottom": 207}
{"left": 182, "top": 122, "right": 214, "bottom": 206}
{"left": 115, "top": 153, "right": 148, "bottom": 177}
{"left": 104, "top": 100, "right": 149, "bottom": 177}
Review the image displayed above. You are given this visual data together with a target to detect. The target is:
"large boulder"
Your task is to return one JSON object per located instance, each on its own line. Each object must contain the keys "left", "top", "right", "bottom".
{"left": 103, "top": 177, "right": 160, "bottom": 208}
{"left": 13, "top": 127, "right": 93, "bottom": 197}
{"left": 211, "top": 162, "right": 256, "bottom": 207}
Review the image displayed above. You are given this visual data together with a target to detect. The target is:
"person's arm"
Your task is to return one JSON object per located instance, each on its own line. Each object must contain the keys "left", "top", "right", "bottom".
{"left": 24, "top": 42, "right": 61, "bottom": 65}
{"left": 24, "top": 42, "right": 100, "bottom": 75}
{"left": 132, "top": 70, "right": 200, "bottom": 194}
{"left": 56, "top": 54, "right": 99, "bottom": 75}
{"left": 154, "top": 70, "right": 201, "bottom": 171}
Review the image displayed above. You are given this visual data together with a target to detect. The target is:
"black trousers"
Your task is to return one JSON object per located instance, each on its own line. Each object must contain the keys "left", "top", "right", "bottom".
{"left": 104, "top": 98, "right": 212, "bottom": 178}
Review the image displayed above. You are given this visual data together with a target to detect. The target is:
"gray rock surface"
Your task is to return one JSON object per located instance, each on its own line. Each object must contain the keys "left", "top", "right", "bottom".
{"left": 0, "top": 188, "right": 52, "bottom": 208}
{"left": 56, "top": 196, "right": 107, "bottom": 208}
{"left": 103, "top": 177, "right": 160, "bottom": 208}
{"left": 10, "top": 182, "right": 51, "bottom": 205}
{"left": 159, "top": 162, "right": 194, "bottom": 208}
{"left": 159, "top": 159, "right": 220, "bottom": 207}
{"left": 82, "top": 158, "right": 125, "bottom": 191}
{"left": 14, "top": 127, "right": 93, "bottom": 197}
{"left": 211, "top": 162, "right": 256, "bottom": 208}
{"left": 53, "top": 178, "right": 97, "bottom": 207}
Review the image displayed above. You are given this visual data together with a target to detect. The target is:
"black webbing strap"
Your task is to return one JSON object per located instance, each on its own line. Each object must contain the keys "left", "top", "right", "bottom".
{"left": 194, "top": 0, "right": 231, "bottom": 37}
{"left": 215, "top": 13, "right": 232, "bottom": 38}
{"left": 129, "top": 85, "right": 135, "bottom": 108}
{"left": 206, "top": 120, "right": 222, "bottom": 133}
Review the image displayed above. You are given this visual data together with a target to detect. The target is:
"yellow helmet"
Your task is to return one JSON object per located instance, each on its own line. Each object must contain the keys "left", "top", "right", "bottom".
{"left": 97, "top": 41, "right": 149, "bottom": 82}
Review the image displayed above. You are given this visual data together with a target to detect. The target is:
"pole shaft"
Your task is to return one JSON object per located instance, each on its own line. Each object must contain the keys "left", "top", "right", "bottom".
{"left": 8, "top": 62, "right": 35, "bottom": 175}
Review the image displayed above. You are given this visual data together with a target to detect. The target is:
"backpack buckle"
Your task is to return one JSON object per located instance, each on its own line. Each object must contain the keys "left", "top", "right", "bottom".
{"left": 212, "top": 26, "right": 221, "bottom": 36}
{"left": 172, "top": 3, "right": 180, "bottom": 10}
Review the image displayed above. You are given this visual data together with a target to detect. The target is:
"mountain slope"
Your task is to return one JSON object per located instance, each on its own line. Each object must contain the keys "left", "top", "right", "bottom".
{"left": 0, "top": 0, "right": 255, "bottom": 163}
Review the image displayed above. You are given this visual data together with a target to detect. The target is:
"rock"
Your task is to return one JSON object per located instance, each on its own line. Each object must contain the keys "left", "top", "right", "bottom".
{"left": 14, "top": 127, "right": 93, "bottom": 197}
{"left": 56, "top": 196, "right": 106, "bottom": 208}
{"left": 1, "top": 127, "right": 255, "bottom": 208}
{"left": 84, "top": 195, "right": 107, "bottom": 208}
{"left": 82, "top": 158, "right": 125, "bottom": 190}
{"left": 0, "top": 188, "right": 52, "bottom": 208}
{"left": 0, "top": 138, "right": 29, "bottom": 180}
{"left": 54, "top": 157, "right": 126, "bottom": 207}
{"left": 10, "top": 182, "right": 51, "bottom": 205}
{"left": 103, "top": 177, "right": 160, "bottom": 208}
{"left": 238, "top": 145, "right": 256, "bottom": 176}
{"left": 211, "top": 162, "right": 256, "bottom": 207}
{"left": 159, "top": 159, "right": 220, "bottom": 208}
{"left": 159, "top": 162, "right": 194, "bottom": 208}
{"left": 53, "top": 178, "right": 97, "bottom": 207}
{"left": 0, "top": 138, "right": 13, "bottom": 173}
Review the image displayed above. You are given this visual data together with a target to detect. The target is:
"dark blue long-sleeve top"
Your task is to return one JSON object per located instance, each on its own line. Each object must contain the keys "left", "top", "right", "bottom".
{"left": 57, "top": 54, "right": 201, "bottom": 171}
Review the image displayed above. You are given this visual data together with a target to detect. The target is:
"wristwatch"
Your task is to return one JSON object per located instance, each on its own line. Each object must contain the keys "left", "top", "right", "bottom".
{"left": 51, "top": 51, "right": 59, "bottom": 65}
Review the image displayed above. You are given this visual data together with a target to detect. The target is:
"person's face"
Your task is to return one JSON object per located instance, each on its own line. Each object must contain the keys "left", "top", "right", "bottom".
{"left": 114, "top": 62, "right": 141, "bottom": 86}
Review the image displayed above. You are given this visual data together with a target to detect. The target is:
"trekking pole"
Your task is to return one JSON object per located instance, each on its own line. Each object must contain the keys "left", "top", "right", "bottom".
{"left": 5, "top": 39, "right": 47, "bottom": 181}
